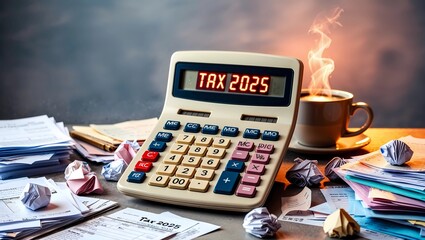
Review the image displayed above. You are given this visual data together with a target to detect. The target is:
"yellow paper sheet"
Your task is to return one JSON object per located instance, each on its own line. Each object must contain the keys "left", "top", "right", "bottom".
{"left": 90, "top": 118, "right": 158, "bottom": 141}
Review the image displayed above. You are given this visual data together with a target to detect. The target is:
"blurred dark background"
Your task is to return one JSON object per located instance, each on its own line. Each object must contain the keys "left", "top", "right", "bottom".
{"left": 1, "top": 0, "right": 424, "bottom": 127}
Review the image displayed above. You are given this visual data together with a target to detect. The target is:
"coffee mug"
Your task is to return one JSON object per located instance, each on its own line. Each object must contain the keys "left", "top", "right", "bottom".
{"left": 293, "top": 89, "right": 373, "bottom": 147}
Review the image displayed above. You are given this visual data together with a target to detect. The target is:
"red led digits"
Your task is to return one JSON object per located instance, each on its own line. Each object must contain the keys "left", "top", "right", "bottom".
{"left": 196, "top": 71, "right": 270, "bottom": 95}
{"left": 197, "top": 72, "right": 226, "bottom": 91}
{"left": 259, "top": 76, "right": 270, "bottom": 93}
{"left": 229, "top": 74, "right": 270, "bottom": 95}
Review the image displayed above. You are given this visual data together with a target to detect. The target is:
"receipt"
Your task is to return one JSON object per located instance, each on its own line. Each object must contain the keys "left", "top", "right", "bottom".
{"left": 278, "top": 187, "right": 312, "bottom": 220}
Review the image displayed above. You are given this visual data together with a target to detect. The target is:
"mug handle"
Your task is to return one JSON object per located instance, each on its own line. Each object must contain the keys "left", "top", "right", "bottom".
{"left": 343, "top": 102, "right": 374, "bottom": 138}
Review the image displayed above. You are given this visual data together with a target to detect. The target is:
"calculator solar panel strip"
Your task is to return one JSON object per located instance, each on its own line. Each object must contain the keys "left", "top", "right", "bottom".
{"left": 117, "top": 51, "right": 303, "bottom": 212}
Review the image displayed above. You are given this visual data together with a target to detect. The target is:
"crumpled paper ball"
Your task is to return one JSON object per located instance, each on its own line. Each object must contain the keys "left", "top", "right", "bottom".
{"left": 101, "top": 158, "right": 127, "bottom": 181}
{"left": 380, "top": 139, "right": 413, "bottom": 166}
{"left": 286, "top": 158, "right": 324, "bottom": 187}
{"left": 243, "top": 207, "right": 281, "bottom": 238}
{"left": 65, "top": 160, "right": 103, "bottom": 195}
{"left": 325, "top": 157, "right": 348, "bottom": 181}
{"left": 323, "top": 208, "right": 360, "bottom": 238}
{"left": 64, "top": 160, "right": 91, "bottom": 181}
{"left": 115, "top": 140, "right": 140, "bottom": 165}
{"left": 19, "top": 183, "right": 51, "bottom": 211}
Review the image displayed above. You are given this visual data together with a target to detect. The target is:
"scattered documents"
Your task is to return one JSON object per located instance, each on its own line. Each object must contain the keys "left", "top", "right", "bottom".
{"left": 71, "top": 118, "right": 157, "bottom": 162}
{"left": 323, "top": 208, "right": 360, "bottom": 238}
{"left": 44, "top": 207, "right": 220, "bottom": 240}
{"left": 280, "top": 186, "right": 402, "bottom": 239}
{"left": 73, "top": 139, "right": 114, "bottom": 163}
{"left": 0, "top": 115, "right": 74, "bottom": 180}
{"left": 334, "top": 135, "right": 425, "bottom": 239}
{"left": 0, "top": 177, "right": 118, "bottom": 239}
{"left": 90, "top": 118, "right": 158, "bottom": 142}
{"left": 243, "top": 207, "right": 281, "bottom": 238}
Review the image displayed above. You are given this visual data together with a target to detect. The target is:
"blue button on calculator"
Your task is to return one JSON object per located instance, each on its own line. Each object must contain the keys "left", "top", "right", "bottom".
{"left": 184, "top": 123, "right": 201, "bottom": 133}
{"left": 221, "top": 126, "right": 239, "bottom": 137}
{"left": 243, "top": 128, "right": 261, "bottom": 139}
{"left": 214, "top": 171, "right": 241, "bottom": 195}
{"left": 164, "top": 120, "right": 180, "bottom": 130}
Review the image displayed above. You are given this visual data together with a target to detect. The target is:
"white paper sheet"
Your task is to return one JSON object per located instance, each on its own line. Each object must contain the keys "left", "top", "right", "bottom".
{"left": 160, "top": 212, "right": 220, "bottom": 240}
{"left": 0, "top": 115, "right": 72, "bottom": 149}
{"left": 278, "top": 187, "right": 312, "bottom": 220}
{"left": 0, "top": 177, "right": 82, "bottom": 224}
{"left": 44, "top": 207, "right": 217, "bottom": 240}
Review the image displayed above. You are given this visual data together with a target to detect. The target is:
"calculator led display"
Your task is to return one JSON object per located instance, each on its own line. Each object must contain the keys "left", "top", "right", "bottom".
{"left": 173, "top": 62, "right": 294, "bottom": 106}
{"left": 195, "top": 71, "right": 271, "bottom": 95}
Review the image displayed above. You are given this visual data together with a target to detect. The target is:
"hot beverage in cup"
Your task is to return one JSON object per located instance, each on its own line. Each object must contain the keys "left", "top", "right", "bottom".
{"left": 293, "top": 89, "right": 373, "bottom": 147}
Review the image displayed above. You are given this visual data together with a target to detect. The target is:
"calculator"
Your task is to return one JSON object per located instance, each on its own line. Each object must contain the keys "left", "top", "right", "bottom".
{"left": 117, "top": 51, "right": 303, "bottom": 212}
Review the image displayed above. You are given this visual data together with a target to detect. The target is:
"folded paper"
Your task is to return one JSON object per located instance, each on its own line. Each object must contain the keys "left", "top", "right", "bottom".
{"left": 380, "top": 139, "right": 413, "bottom": 165}
{"left": 66, "top": 172, "right": 104, "bottom": 195}
{"left": 65, "top": 160, "right": 103, "bottom": 195}
{"left": 114, "top": 140, "right": 140, "bottom": 165}
{"left": 101, "top": 159, "right": 127, "bottom": 181}
{"left": 19, "top": 183, "right": 51, "bottom": 211}
{"left": 323, "top": 208, "right": 360, "bottom": 238}
{"left": 243, "top": 207, "right": 281, "bottom": 238}
{"left": 325, "top": 157, "right": 348, "bottom": 181}
{"left": 286, "top": 158, "right": 324, "bottom": 187}
{"left": 64, "top": 160, "right": 91, "bottom": 180}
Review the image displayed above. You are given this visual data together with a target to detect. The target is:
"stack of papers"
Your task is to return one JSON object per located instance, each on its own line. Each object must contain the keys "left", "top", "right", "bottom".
{"left": 71, "top": 118, "right": 158, "bottom": 163}
{"left": 0, "top": 115, "right": 75, "bottom": 180}
{"left": 0, "top": 177, "right": 118, "bottom": 239}
{"left": 335, "top": 136, "right": 425, "bottom": 239}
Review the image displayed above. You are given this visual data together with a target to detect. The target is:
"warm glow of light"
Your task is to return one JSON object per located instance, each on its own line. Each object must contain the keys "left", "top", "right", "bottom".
{"left": 308, "top": 7, "right": 344, "bottom": 97}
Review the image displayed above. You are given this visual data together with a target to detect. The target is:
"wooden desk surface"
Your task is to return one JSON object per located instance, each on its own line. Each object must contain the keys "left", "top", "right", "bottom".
{"left": 45, "top": 128, "right": 425, "bottom": 239}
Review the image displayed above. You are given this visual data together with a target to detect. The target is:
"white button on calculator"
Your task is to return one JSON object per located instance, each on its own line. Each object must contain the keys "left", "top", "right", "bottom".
{"left": 117, "top": 51, "right": 303, "bottom": 212}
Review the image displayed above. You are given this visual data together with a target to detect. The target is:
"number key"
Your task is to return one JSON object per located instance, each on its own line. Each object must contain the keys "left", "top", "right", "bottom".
{"left": 170, "top": 143, "right": 189, "bottom": 154}
{"left": 200, "top": 158, "right": 221, "bottom": 170}
{"left": 194, "top": 168, "right": 215, "bottom": 181}
{"left": 188, "top": 145, "right": 207, "bottom": 156}
{"left": 156, "top": 164, "right": 177, "bottom": 176}
{"left": 168, "top": 177, "right": 190, "bottom": 189}
{"left": 213, "top": 138, "right": 231, "bottom": 148}
{"left": 163, "top": 153, "right": 183, "bottom": 165}
{"left": 175, "top": 166, "right": 196, "bottom": 178}
{"left": 181, "top": 156, "right": 201, "bottom": 167}
{"left": 194, "top": 136, "right": 213, "bottom": 146}
{"left": 207, "top": 147, "right": 226, "bottom": 159}
{"left": 176, "top": 134, "right": 195, "bottom": 144}
{"left": 148, "top": 174, "right": 170, "bottom": 187}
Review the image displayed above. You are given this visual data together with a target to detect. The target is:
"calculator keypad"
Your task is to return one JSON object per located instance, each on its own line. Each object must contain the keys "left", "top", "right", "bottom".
{"left": 127, "top": 120, "right": 279, "bottom": 199}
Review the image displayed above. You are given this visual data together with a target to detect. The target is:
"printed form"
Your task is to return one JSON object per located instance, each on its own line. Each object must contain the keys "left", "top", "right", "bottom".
{"left": 44, "top": 207, "right": 220, "bottom": 240}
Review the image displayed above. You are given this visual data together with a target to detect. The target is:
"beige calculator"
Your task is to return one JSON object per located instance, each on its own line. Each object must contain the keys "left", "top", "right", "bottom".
{"left": 117, "top": 51, "right": 303, "bottom": 212}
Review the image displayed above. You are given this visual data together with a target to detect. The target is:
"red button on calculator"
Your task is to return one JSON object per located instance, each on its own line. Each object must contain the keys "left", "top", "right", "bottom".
{"left": 142, "top": 150, "right": 159, "bottom": 162}
{"left": 135, "top": 161, "right": 153, "bottom": 172}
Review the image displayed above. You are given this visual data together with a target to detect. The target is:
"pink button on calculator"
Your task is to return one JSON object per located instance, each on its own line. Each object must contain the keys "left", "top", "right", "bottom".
{"left": 117, "top": 51, "right": 303, "bottom": 212}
